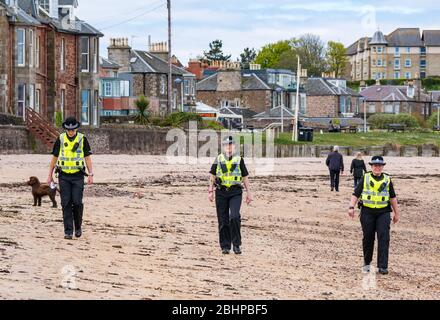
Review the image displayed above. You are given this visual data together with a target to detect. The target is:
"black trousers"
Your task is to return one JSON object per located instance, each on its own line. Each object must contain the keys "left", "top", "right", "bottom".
{"left": 354, "top": 176, "right": 362, "bottom": 188}
{"left": 215, "top": 188, "right": 242, "bottom": 250}
{"left": 360, "top": 209, "right": 391, "bottom": 269}
{"left": 59, "top": 174, "right": 85, "bottom": 236}
{"left": 329, "top": 170, "right": 340, "bottom": 190}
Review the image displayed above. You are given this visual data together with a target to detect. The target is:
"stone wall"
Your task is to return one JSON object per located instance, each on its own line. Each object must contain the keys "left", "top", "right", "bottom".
{"left": 306, "top": 96, "right": 338, "bottom": 118}
{"left": 1, "top": 125, "right": 439, "bottom": 157}
{"left": 197, "top": 90, "right": 270, "bottom": 114}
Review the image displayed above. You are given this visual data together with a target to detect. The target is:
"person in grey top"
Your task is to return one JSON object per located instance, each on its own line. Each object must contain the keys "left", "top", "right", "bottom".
{"left": 326, "top": 146, "right": 344, "bottom": 192}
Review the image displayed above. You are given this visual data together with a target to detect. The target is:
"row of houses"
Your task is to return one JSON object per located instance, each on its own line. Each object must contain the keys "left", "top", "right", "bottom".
{"left": 0, "top": 1, "right": 438, "bottom": 132}
{"left": 0, "top": 0, "right": 102, "bottom": 125}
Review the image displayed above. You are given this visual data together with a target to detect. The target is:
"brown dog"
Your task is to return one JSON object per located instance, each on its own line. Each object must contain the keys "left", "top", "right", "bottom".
{"left": 27, "top": 176, "right": 58, "bottom": 208}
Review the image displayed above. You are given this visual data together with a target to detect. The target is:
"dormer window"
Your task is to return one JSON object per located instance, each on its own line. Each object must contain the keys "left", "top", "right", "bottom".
{"left": 40, "top": 0, "right": 50, "bottom": 12}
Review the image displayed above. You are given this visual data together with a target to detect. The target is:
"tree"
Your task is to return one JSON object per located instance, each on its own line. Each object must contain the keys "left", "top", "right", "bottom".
{"left": 326, "top": 41, "right": 348, "bottom": 78}
{"left": 240, "top": 47, "right": 257, "bottom": 69}
{"left": 203, "top": 40, "right": 231, "bottom": 62}
{"left": 276, "top": 49, "right": 299, "bottom": 71}
{"left": 291, "top": 34, "right": 327, "bottom": 77}
{"left": 254, "top": 40, "right": 291, "bottom": 68}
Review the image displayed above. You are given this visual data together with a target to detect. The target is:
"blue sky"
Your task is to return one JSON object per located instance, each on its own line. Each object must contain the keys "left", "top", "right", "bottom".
{"left": 76, "top": 0, "right": 440, "bottom": 64}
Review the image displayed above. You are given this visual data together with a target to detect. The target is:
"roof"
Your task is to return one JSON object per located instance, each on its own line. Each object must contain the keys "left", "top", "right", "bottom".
{"left": 370, "top": 30, "right": 388, "bottom": 45}
{"left": 130, "top": 50, "right": 189, "bottom": 75}
{"left": 386, "top": 28, "right": 423, "bottom": 47}
{"left": 253, "top": 106, "right": 295, "bottom": 119}
{"left": 360, "top": 85, "right": 432, "bottom": 102}
{"left": 196, "top": 72, "right": 271, "bottom": 92}
{"left": 59, "top": 0, "right": 79, "bottom": 7}
{"left": 422, "top": 30, "right": 440, "bottom": 46}
{"left": 305, "top": 78, "right": 360, "bottom": 96}
{"left": 220, "top": 107, "right": 258, "bottom": 119}
{"left": 196, "top": 102, "right": 219, "bottom": 114}
{"left": 100, "top": 56, "right": 120, "bottom": 69}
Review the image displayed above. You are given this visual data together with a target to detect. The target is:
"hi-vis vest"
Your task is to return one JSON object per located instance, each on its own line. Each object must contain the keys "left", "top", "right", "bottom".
{"left": 361, "top": 172, "right": 390, "bottom": 209}
{"left": 57, "top": 132, "right": 85, "bottom": 174}
{"left": 216, "top": 154, "right": 243, "bottom": 188}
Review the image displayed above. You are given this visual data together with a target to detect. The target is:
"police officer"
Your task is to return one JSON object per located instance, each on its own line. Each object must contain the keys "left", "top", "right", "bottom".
{"left": 47, "top": 117, "right": 94, "bottom": 240}
{"left": 348, "top": 156, "right": 400, "bottom": 275}
{"left": 208, "top": 136, "right": 253, "bottom": 255}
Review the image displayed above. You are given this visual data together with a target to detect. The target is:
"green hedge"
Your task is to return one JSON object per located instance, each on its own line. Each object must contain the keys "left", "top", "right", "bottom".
{"left": 368, "top": 113, "right": 420, "bottom": 129}
{"left": 151, "top": 112, "right": 203, "bottom": 128}
{"left": 428, "top": 111, "right": 440, "bottom": 128}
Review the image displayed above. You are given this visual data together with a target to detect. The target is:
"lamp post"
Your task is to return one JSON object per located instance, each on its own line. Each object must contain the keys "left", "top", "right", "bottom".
{"left": 275, "top": 87, "right": 284, "bottom": 133}
{"left": 294, "top": 56, "right": 300, "bottom": 142}
{"left": 174, "top": 78, "right": 184, "bottom": 112}
{"left": 360, "top": 97, "right": 367, "bottom": 133}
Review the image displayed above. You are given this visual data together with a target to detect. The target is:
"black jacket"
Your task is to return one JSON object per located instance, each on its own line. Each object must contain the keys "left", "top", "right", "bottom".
{"left": 326, "top": 151, "right": 344, "bottom": 172}
{"left": 350, "top": 159, "right": 367, "bottom": 178}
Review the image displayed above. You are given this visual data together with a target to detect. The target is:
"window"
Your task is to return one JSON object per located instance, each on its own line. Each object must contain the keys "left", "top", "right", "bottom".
{"left": 36, "top": 36, "right": 40, "bottom": 68}
{"left": 421, "top": 72, "right": 426, "bottom": 79}
{"left": 394, "top": 59, "right": 400, "bottom": 69}
{"left": 405, "top": 72, "right": 411, "bottom": 79}
{"left": 184, "top": 79, "right": 190, "bottom": 95}
{"left": 104, "top": 82, "right": 112, "bottom": 97}
{"left": 394, "top": 47, "right": 400, "bottom": 57}
{"left": 406, "top": 47, "right": 411, "bottom": 54}
{"left": 377, "top": 47, "right": 383, "bottom": 53}
{"left": 60, "top": 89, "right": 65, "bottom": 120}
{"left": 61, "top": 38, "right": 65, "bottom": 71}
{"left": 368, "top": 104, "right": 376, "bottom": 113}
{"left": 372, "top": 59, "right": 376, "bottom": 67}
{"left": 39, "top": 0, "right": 50, "bottom": 12}
{"left": 340, "top": 96, "right": 346, "bottom": 114}
{"left": 17, "top": 84, "right": 26, "bottom": 117}
{"left": 372, "top": 47, "right": 376, "bottom": 53}
{"left": 17, "top": 29, "right": 25, "bottom": 66}
{"left": 191, "top": 79, "right": 195, "bottom": 96}
{"left": 421, "top": 47, "right": 426, "bottom": 55}
{"left": 300, "top": 93, "right": 306, "bottom": 115}
{"left": 80, "top": 37, "right": 89, "bottom": 72}
{"left": 93, "top": 38, "right": 98, "bottom": 73}
{"left": 377, "top": 59, "right": 382, "bottom": 67}
{"left": 405, "top": 59, "right": 411, "bottom": 67}
{"left": 160, "top": 75, "right": 167, "bottom": 95}
{"left": 384, "top": 104, "right": 395, "bottom": 114}
{"left": 120, "top": 81, "right": 130, "bottom": 97}
{"left": 29, "top": 84, "right": 35, "bottom": 109}
{"left": 35, "top": 89, "right": 40, "bottom": 113}
{"left": 81, "top": 90, "right": 90, "bottom": 125}
{"left": 394, "top": 72, "right": 400, "bottom": 79}
{"left": 29, "top": 30, "right": 34, "bottom": 67}
{"left": 421, "top": 60, "right": 427, "bottom": 68}
{"left": 93, "top": 90, "right": 99, "bottom": 126}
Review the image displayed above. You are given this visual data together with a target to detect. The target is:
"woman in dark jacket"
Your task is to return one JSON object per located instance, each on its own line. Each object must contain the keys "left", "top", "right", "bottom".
{"left": 350, "top": 152, "right": 367, "bottom": 187}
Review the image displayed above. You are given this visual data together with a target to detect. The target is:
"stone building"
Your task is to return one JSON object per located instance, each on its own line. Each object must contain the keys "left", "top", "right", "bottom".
{"left": 107, "top": 39, "right": 196, "bottom": 116}
{"left": 0, "top": 0, "right": 102, "bottom": 126}
{"left": 359, "top": 83, "right": 433, "bottom": 116}
{"left": 346, "top": 28, "right": 440, "bottom": 81}
{"left": 304, "top": 78, "right": 361, "bottom": 118}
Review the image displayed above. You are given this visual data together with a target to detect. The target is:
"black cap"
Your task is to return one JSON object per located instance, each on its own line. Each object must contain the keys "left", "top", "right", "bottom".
{"left": 222, "top": 136, "right": 236, "bottom": 145}
{"left": 369, "top": 156, "right": 386, "bottom": 166}
{"left": 62, "top": 117, "right": 81, "bottom": 130}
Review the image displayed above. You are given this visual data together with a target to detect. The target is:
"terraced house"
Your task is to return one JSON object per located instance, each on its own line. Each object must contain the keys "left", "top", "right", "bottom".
{"left": 346, "top": 28, "right": 440, "bottom": 81}
{"left": 0, "top": 0, "right": 102, "bottom": 126}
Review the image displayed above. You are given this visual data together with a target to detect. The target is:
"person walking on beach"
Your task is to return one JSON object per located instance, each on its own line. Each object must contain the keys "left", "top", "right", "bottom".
{"left": 208, "top": 136, "right": 253, "bottom": 255}
{"left": 326, "top": 146, "right": 344, "bottom": 192}
{"left": 47, "top": 117, "right": 94, "bottom": 240}
{"left": 348, "top": 156, "right": 400, "bottom": 275}
{"left": 350, "top": 152, "right": 367, "bottom": 188}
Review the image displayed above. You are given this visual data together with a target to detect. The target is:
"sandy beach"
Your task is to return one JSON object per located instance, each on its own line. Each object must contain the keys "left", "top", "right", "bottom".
{"left": 0, "top": 155, "right": 439, "bottom": 300}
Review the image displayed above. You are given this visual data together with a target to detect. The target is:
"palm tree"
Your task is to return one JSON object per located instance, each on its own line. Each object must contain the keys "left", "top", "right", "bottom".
{"left": 134, "top": 95, "right": 150, "bottom": 125}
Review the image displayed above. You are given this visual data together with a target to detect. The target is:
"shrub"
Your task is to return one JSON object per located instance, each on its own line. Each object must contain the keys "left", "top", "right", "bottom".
{"left": 428, "top": 111, "right": 440, "bottom": 128}
{"left": 134, "top": 95, "right": 150, "bottom": 125}
{"left": 55, "top": 111, "right": 63, "bottom": 128}
{"left": 367, "top": 113, "right": 420, "bottom": 129}
{"left": 201, "top": 120, "right": 225, "bottom": 130}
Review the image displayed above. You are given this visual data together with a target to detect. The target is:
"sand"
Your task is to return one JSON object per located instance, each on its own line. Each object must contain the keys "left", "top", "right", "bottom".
{"left": 0, "top": 155, "right": 439, "bottom": 300}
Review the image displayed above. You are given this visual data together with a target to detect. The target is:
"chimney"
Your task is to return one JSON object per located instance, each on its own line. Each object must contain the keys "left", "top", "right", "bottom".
{"left": 108, "top": 38, "right": 131, "bottom": 72}
{"left": 149, "top": 41, "right": 169, "bottom": 61}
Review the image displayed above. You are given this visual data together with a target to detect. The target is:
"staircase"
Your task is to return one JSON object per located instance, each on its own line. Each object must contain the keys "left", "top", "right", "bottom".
{"left": 25, "top": 108, "right": 61, "bottom": 149}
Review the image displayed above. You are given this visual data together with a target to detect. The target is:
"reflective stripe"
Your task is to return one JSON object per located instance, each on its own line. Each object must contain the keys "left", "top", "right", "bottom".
{"left": 59, "top": 157, "right": 84, "bottom": 162}
{"left": 216, "top": 153, "right": 243, "bottom": 187}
